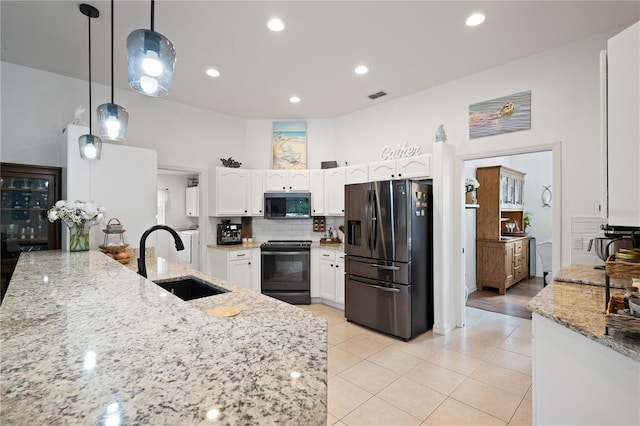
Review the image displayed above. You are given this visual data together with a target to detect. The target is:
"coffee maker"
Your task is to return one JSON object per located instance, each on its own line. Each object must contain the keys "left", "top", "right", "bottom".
{"left": 216, "top": 221, "right": 242, "bottom": 245}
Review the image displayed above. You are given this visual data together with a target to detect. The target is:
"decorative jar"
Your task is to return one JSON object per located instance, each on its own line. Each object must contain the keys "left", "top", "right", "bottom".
{"left": 69, "top": 222, "right": 90, "bottom": 252}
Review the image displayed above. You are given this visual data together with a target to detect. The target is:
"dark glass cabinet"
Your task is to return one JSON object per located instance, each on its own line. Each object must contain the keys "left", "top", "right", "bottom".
{"left": 1, "top": 162, "right": 62, "bottom": 301}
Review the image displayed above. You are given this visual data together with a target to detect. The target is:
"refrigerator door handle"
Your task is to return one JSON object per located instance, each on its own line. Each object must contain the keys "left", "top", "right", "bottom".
{"left": 366, "top": 189, "right": 374, "bottom": 250}
{"left": 371, "top": 189, "right": 378, "bottom": 250}
{"left": 369, "top": 264, "right": 401, "bottom": 271}
{"left": 350, "top": 279, "right": 401, "bottom": 293}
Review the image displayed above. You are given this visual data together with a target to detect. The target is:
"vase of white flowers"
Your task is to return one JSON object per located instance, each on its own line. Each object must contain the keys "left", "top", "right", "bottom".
{"left": 465, "top": 178, "right": 480, "bottom": 204}
{"left": 47, "top": 200, "right": 106, "bottom": 252}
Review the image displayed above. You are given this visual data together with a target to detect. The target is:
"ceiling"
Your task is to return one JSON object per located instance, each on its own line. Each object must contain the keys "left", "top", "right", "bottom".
{"left": 2, "top": 1, "right": 639, "bottom": 119}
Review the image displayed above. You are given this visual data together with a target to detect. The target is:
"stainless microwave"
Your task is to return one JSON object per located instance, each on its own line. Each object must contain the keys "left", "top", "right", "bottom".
{"left": 264, "top": 192, "right": 311, "bottom": 219}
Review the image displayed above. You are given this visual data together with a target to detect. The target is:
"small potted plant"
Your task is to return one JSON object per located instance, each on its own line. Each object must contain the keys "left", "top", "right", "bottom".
{"left": 465, "top": 178, "right": 480, "bottom": 204}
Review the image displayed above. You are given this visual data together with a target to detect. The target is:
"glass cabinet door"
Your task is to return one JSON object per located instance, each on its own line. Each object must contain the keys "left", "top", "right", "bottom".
{"left": 1, "top": 163, "right": 62, "bottom": 295}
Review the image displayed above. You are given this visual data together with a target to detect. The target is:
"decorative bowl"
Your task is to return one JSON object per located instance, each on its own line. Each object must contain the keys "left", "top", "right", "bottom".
{"left": 629, "top": 298, "right": 640, "bottom": 318}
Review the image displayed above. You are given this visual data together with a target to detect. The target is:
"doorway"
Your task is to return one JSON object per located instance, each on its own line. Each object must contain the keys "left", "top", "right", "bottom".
{"left": 454, "top": 141, "right": 562, "bottom": 327}
{"left": 156, "top": 166, "right": 205, "bottom": 270}
{"left": 464, "top": 151, "right": 552, "bottom": 318}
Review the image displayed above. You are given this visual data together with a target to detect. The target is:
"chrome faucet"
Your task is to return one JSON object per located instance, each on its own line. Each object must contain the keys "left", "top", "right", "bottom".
{"left": 137, "top": 225, "right": 185, "bottom": 278}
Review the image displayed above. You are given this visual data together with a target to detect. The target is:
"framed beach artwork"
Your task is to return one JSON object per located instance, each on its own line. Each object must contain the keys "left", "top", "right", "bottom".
{"left": 272, "top": 121, "right": 307, "bottom": 169}
{"left": 469, "top": 90, "right": 531, "bottom": 139}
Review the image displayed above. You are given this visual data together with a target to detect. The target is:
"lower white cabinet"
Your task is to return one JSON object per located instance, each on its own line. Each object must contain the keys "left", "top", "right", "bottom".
{"left": 313, "top": 248, "right": 345, "bottom": 307}
{"left": 209, "top": 247, "right": 260, "bottom": 293}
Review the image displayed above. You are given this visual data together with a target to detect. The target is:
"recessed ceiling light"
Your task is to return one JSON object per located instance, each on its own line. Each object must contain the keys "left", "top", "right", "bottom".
{"left": 466, "top": 13, "right": 485, "bottom": 27}
{"left": 289, "top": 96, "right": 301, "bottom": 103}
{"left": 267, "top": 18, "right": 285, "bottom": 32}
{"left": 205, "top": 68, "right": 220, "bottom": 77}
{"left": 354, "top": 65, "right": 369, "bottom": 75}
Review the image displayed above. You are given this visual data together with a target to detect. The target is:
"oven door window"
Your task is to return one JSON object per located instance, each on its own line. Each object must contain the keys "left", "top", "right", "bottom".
{"left": 261, "top": 252, "right": 310, "bottom": 291}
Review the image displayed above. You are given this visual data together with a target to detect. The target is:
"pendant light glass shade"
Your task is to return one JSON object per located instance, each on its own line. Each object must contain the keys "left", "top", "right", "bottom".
{"left": 127, "top": 29, "right": 176, "bottom": 97}
{"left": 97, "top": 103, "right": 129, "bottom": 141}
{"left": 79, "top": 3, "right": 102, "bottom": 160}
{"left": 79, "top": 134, "right": 103, "bottom": 160}
{"left": 97, "top": 0, "right": 128, "bottom": 141}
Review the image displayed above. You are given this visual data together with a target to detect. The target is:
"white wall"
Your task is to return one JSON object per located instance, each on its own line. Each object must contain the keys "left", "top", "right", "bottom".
{"left": 334, "top": 30, "right": 616, "bottom": 272}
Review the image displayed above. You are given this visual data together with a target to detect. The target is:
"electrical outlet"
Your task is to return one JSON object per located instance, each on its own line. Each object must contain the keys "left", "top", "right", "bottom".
{"left": 572, "top": 237, "right": 583, "bottom": 250}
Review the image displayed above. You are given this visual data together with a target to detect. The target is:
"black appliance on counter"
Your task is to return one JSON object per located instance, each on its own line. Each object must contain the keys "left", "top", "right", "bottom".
{"left": 344, "top": 179, "right": 433, "bottom": 340}
{"left": 261, "top": 240, "right": 311, "bottom": 304}
{"left": 216, "top": 221, "right": 242, "bottom": 245}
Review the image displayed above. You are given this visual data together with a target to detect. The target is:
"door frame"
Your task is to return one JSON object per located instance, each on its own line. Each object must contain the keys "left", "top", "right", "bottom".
{"left": 453, "top": 140, "right": 562, "bottom": 327}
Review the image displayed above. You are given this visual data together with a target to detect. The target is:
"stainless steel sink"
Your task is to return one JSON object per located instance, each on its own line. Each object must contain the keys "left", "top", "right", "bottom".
{"left": 153, "top": 275, "right": 229, "bottom": 301}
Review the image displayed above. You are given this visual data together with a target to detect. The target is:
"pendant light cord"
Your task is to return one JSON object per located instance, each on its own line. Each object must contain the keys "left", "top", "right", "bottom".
{"left": 110, "top": 0, "right": 114, "bottom": 104}
{"left": 88, "top": 10, "right": 93, "bottom": 133}
{"left": 150, "top": 0, "right": 155, "bottom": 31}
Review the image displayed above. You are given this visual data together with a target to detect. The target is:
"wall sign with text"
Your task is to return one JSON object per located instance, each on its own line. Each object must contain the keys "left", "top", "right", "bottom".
{"left": 380, "top": 142, "right": 422, "bottom": 160}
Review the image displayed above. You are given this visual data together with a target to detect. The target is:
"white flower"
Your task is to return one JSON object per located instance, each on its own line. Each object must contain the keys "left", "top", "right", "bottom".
{"left": 465, "top": 178, "right": 480, "bottom": 193}
{"left": 47, "top": 200, "right": 107, "bottom": 227}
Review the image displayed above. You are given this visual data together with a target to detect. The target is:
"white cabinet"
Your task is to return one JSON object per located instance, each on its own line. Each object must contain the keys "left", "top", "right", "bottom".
{"left": 209, "top": 247, "right": 260, "bottom": 293}
{"left": 314, "top": 249, "right": 345, "bottom": 307}
{"left": 310, "top": 170, "right": 325, "bottom": 216}
{"left": 249, "top": 170, "right": 265, "bottom": 216}
{"left": 325, "top": 167, "right": 346, "bottom": 216}
{"left": 369, "top": 155, "right": 432, "bottom": 181}
{"left": 209, "top": 167, "right": 249, "bottom": 216}
{"left": 607, "top": 22, "right": 640, "bottom": 227}
{"left": 264, "top": 170, "right": 310, "bottom": 192}
{"left": 345, "top": 164, "right": 368, "bottom": 184}
{"left": 186, "top": 186, "right": 199, "bottom": 217}
{"left": 396, "top": 155, "right": 432, "bottom": 179}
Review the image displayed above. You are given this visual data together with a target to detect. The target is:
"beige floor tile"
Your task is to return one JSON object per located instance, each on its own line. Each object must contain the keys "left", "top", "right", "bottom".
{"left": 337, "top": 336, "right": 387, "bottom": 358}
{"left": 334, "top": 422, "right": 347, "bottom": 426}
{"left": 377, "top": 376, "right": 447, "bottom": 421}
{"left": 470, "top": 361, "right": 531, "bottom": 397}
{"left": 404, "top": 360, "right": 466, "bottom": 395}
{"left": 329, "top": 321, "right": 367, "bottom": 345}
{"left": 358, "top": 328, "right": 402, "bottom": 346}
{"left": 342, "top": 396, "right": 421, "bottom": 426}
{"left": 509, "top": 323, "right": 533, "bottom": 341}
{"left": 327, "top": 413, "right": 339, "bottom": 425}
{"left": 428, "top": 348, "right": 483, "bottom": 375}
{"left": 327, "top": 376, "right": 372, "bottom": 419}
{"left": 339, "top": 359, "right": 400, "bottom": 394}
{"left": 394, "top": 337, "right": 447, "bottom": 360}
{"left": 328, "top": 346, "right": 362, "bottom": 377}
{"left": 323, "top": 311, "right": 348, "bottom": 326}
{"left": 444, "top": 335, "right": 498, "bottom": 360}
{"left": 299, "top": 303, "right": 332, "bottom": 314}
{"left": 508, "top": 395, "right": 532, "bottom": 426}
{"left": 368, "top": 346, "right": 423, "bottom": 375}
{"left": 451, "top": 378, "right": 523, "bottom": 422}
{"left": 423, "top": 398, "right": 506, "bottom": 426}
{"left": 499, "top": 335, "right": 532, "bottom": 357}
{"left": 485, "top": 348, "right": 532, "bottom": 376}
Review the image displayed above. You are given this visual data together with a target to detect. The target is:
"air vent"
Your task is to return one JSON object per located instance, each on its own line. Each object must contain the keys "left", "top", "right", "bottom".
{"left": 368, "top": 91, "right": 387, "bottom": 100}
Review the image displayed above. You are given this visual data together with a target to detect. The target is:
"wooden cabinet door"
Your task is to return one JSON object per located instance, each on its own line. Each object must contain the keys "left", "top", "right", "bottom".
{"left": 325, "top": 168, "right": 345, "bottom": 216}
{"left": 505, "top": 242, "right": 515, "bottom": 286}
{"left": 345, "top": 165, "right": 368, "bottom": 184}
{"left": 396, "top": 155, "right": 432, "bottom": 179}
{"left": 288, "top": 170, "right": 310, "bottom": 191}
{"left": 264, "top": 170, "right": 288, "bottom": 191}
{"left": 216, "top": 168, "right": 248, "bottom": 215}
{"left": 249, "top": 170, "right": 264, "bottom": 216}
{"left": 368, "top": 160, "right": 396, "bottom": 181}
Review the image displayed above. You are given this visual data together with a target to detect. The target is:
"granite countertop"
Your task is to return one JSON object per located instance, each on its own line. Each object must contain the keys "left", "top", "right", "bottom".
{"left": 528, "top": 268, "right": 640, "bottom": 362}
{"left": 555, "top": 263, "right": 633, "bottom": 289}
{"left": 1, "top": 250, "right": 327, "bottom": 425}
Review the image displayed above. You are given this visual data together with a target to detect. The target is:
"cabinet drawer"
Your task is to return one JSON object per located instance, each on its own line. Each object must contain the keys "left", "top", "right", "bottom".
{"left": 229, "top": 250, "right": 252, "bottom": 261}
{"left": 514, "top": 240, "right": 524, "bottom": 254}
{"left": 319, "top": 249, "right": 336, "bottom": 261}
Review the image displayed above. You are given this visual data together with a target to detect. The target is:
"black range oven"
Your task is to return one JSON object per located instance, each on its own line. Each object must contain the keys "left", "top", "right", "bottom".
{"left": 260, "top": 240, "right": 311, "bottom": 304}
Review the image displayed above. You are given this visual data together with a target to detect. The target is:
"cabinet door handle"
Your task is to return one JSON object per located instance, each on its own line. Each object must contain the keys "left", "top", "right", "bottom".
{"left": 330, "top": 264, "right": 334, "bottom": 267}
{"left": 322, "top": 254, "right": 331, "bottom": 257}
{"left": 237, "top": 254, "right": 246, "bottom": 257}
{"left": 248, "top": 262, "right": 251, "bottom": 265}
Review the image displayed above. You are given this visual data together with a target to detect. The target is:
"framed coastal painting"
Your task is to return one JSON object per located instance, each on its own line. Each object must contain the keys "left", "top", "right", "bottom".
{"left": 469, "top": 90, "right": 531, "bottom": 139}
{"left": 272, "top": 121, "right": 307, "bottom": 169}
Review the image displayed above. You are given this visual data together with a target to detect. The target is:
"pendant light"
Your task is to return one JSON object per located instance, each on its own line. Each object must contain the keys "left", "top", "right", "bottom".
{"left": 126, "top": 0, "right": 176, "bottom": 97}
{"left": 78, "top": 3, "right": 103, "bottom": 160}
{"left": 97, "top": 0, "right": 128, "bottom": 141}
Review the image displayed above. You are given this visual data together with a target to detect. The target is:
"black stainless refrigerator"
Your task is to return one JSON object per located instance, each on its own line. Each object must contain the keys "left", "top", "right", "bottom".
{"left": 344, "top": 179, "right": 433, "bottom": 340}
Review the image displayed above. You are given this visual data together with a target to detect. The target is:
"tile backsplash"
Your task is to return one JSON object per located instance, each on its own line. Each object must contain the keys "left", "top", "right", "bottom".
{"left": 207, "top": 216, "right": 343, "bottom": 243}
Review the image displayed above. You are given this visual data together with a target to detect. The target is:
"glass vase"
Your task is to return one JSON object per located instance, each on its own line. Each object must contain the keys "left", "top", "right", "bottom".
{"left": 69, "top": 222, "right": 90, "bottom": 252}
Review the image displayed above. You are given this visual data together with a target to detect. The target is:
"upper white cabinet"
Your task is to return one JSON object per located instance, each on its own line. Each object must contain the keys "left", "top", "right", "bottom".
{"left": 325, "top": 167, "right": 346, "bottom": 216}
{"left": 249, "top": 170, "right": 265, "bottom": 216}
{"left": 186, "top": 186, "right": 199, "bottom": 217}
{"left": 264, "top": 170, "right": 310, "bottom": 192}
{"left": 345, "top": 164, "right": 368, "bottom": 184}
{"left": 607, "top": 22, "right": 640, "bottom": 226}
{"left": 209, "top": 167, "right": 249, "bottom": 216}
{"left": 310, "top": 170, "right": 326, "bottom": 216}
{"left": 369, "top": 155, "right": 432, "bottom": 181}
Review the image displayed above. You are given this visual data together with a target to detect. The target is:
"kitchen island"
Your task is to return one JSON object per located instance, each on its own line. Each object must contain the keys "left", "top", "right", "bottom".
{"left": 527, "top": 265, "right": 640, "bottom": 425}
{"left": 0, "top": 250, "right": 327, "bottom": 425}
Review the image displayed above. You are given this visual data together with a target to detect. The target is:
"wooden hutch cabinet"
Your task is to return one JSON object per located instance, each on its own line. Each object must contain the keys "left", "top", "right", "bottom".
{"left": 1, "top": 163, "right": 62, "bottom": 301}
{"left": 475, "top": 166, "right": 529, "bottom": 294}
